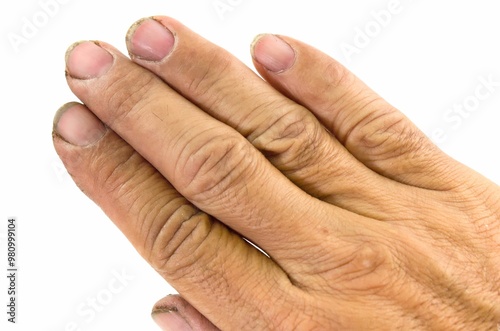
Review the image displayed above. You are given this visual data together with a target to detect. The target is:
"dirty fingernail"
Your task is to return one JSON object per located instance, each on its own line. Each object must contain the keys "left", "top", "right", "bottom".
{"left": 53, "top": 102, "right": 107, "bottom": 147}
{"left": 127, "top": 18, "right": 175, "bottom": 61}
{"left": 65, "top": 41, "right": 114, "bottom": 79}
{"left": 251, "top": 34, "right": 295, "bottom": 73}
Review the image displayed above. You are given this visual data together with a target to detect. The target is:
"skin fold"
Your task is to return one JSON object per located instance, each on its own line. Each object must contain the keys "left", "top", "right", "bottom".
{"left": 53, "top": 16, "right": 500, "bottom": 330}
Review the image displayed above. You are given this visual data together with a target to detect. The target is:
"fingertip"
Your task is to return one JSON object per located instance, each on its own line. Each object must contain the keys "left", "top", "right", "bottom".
{"left": 251, "top": 34, "right": 296, "bottom": 73}
{"left": 53, "top": 102, "right": 107, "bottom": 147}
{"left": 65, "top": 41, "right": 114, "bottom": 80}
{"left": 52, "top": 102, "right": 81, "bottom": 137}
{"left": 126, "top": 17, "right": 175, "bottom": 62}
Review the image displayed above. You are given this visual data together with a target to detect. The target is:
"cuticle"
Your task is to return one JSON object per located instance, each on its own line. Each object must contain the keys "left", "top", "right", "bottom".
{"left": 250, "top": 33, "right": 268, "bottom": 51}
{"left": 53, "top": 102, "right": 80, "bottom": 130}
{"left": 65, "top": 40, "right": 115, "bottom": 80}
{"left": 126, "top": 17, "right": 149, "bottom": 45}
{"left": 126, "top": 17, "right": 177, "bottom": 62}
{"left": 64, "top": 40, "right": 84, "bottom": 65}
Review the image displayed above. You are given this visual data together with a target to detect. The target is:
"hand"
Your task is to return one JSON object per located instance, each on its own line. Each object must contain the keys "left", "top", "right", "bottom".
{"left": 53, "top": 16, "right": 500, "bottom": 330}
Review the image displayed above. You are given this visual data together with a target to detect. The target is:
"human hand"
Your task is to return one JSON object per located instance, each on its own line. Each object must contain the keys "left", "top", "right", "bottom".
{"left": 53, "top": 16, "right": 500, "bottom": 330}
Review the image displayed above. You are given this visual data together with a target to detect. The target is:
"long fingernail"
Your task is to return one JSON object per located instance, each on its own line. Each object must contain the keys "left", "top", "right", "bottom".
{"left": 251, "top": 34, "right": 295, "bottom": 73}
{"left": 65, "top": 41, "right": 114, "bottom": 79}
{"left": 127, "top": 18, "right": 175, "bottom": 62}
{"left": 53, "top": 102, "right": 107, "bottom": 147}
{"left": 152, "top": 307, "right": 193, "bottom": 331}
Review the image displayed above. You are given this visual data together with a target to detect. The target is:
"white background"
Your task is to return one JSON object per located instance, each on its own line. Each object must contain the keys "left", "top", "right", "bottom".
{"left": 1, "top": 0, "right": 499, "bottom": 330}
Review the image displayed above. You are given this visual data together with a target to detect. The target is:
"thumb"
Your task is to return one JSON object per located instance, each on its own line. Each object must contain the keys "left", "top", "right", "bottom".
{"left": 152, "top": 294, "right": 220, "bottom": 331}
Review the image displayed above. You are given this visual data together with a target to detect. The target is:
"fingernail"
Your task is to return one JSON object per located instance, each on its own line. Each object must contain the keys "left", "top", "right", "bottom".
{"left": 53, "top": 102, "right": 107, "bottom": 147}
{"left": 127, "top": 18, "right": 175, "bottom": 62}
{"left": 65, "top": 41, "right": 114, "bottom": 79}
{"left": 251, "top": 34, "right": 295, "bottom": 73}
{"left": 152, "top": 308, "right": 193, "bottom": 331}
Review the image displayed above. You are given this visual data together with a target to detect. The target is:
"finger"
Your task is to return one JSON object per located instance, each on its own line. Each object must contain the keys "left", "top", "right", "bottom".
{"left": 63, "top": 40, "right": 336, "bottom": 258}
{"left": 152, "top": 295, "right": 219, "bottom": 331}
{"left": 251, "top": 34, "right": 464, "bottom": 191}
{"left": 123, "top": 16, "right": 413, "bottom": 218}
{"left": 52, "top": 103, "right": 291, "bottom": 330}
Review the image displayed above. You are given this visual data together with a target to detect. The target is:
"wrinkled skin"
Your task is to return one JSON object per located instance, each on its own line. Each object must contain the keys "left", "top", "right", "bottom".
{"left": 53, "top": 16, "right": 500, "bottom": 330}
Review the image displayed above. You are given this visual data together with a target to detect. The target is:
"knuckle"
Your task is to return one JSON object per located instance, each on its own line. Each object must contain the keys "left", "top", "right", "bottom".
{"left": 146, "top": 203, "right": 215, "bottom": 278}
{"left": 345, "top": 105, "right": 430, "bottom": 160}
{"left": 250, "top": 104, "right": 323, "bottom": 170}
{"left": 324, "top": 59, "right": 353, "bottom": 89}
{"left": 311, "top": 60, "right": 355, "bottom": 111}
{"left": 344, "top": 104, "right": 398, "bottom": 149}
{"left": 91, "top": 143, "right": 144, "bottom": 197}
{"left": 177, "top": 131, "right": 254, "bottom": 202}
{"left": 84, "top": 141, "right": 217, "bottom": 278}
{"left": 83, "top": 141, "right": 218, "bottom": 279}
{"left": 96, "top": 152, "right": 218, "bottom": 280}
{"left": 332, "top": 240, "right": 399, "bottom": 294}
